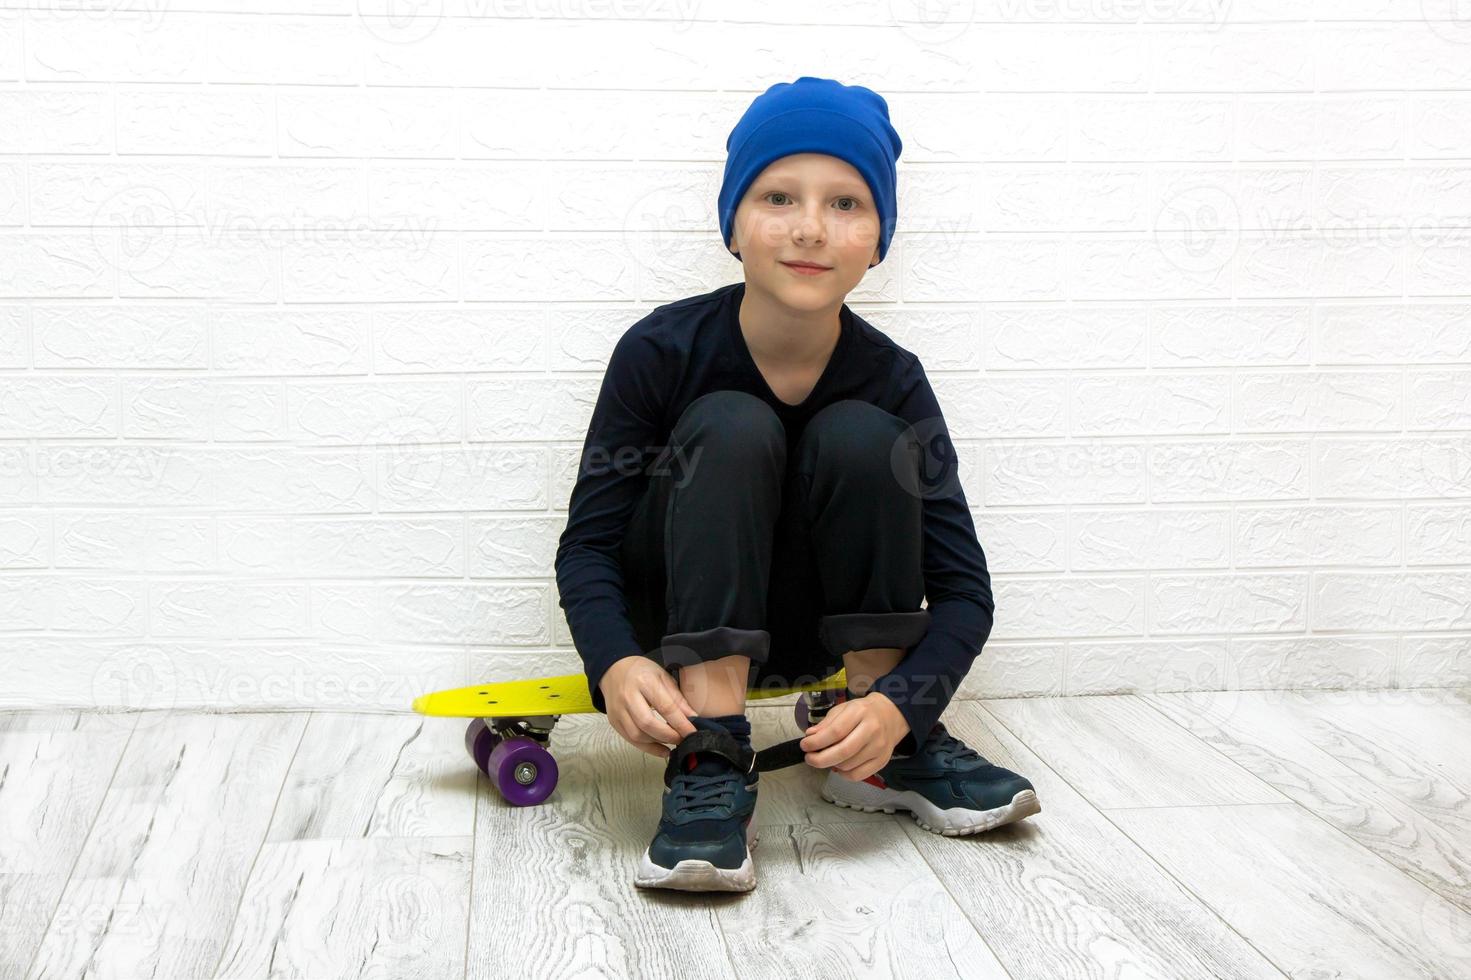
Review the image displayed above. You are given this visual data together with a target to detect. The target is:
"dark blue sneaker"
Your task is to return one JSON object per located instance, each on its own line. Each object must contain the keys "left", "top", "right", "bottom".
{"left": 634, "top": 719, "right": 759, "bottom": 892}
{"left": 821, "top": 718, "right": 1040, "bottom": 836}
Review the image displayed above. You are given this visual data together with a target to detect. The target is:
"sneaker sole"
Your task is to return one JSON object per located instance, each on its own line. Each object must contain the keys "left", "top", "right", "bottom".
{"left": 633, "top": 822, "right": 759, "bottom": 893}
{"left": 823, "top": 778, "right": 1041, "bottom": 836}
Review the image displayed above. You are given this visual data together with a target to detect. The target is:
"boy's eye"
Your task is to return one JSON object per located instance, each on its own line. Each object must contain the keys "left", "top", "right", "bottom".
{"left": 764, "top": 192, "right": 861, "bottom": 211}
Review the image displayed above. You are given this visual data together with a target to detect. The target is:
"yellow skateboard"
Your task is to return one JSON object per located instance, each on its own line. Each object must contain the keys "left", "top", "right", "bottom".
{"left": 414, "top": 668, "right": 849, "bottom": 805}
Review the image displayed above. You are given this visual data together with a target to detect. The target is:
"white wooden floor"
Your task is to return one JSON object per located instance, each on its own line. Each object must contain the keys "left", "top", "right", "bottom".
{"left": 3, "top": 688, "right": 1470, "bottom": 979}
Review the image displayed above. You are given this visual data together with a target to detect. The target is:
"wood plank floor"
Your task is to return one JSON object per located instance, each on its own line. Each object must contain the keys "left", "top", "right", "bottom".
{"left": 3, "top": 689, "right": 1469, "bottom": 979}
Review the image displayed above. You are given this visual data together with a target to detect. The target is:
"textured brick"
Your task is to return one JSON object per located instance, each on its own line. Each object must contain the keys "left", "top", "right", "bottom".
{"left": 4, "top": 11, "right": 1466, "bottom": 710}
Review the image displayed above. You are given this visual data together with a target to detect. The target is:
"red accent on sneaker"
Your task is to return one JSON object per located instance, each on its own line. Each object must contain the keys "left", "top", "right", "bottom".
{"left": 862, "top": 773, "right": 887, "bottom": 789}
{"left": 686, "top": 754, "right": 698, "bottom": 773}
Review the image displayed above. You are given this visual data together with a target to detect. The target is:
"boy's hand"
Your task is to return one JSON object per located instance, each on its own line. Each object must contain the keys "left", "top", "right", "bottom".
{"left": 599, "top": 655, "right": 699, "bottom": 760}
{"left": 800, "top": 691, "right": 909, "bottom": 782}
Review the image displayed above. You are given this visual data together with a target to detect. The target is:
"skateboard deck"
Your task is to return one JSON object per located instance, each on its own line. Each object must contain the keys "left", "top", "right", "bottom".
{"left": 413, "top": 667, "right": 848, "bottom": 718}
{"left": 418, "top": 668, "right": 849, "bottom": 806}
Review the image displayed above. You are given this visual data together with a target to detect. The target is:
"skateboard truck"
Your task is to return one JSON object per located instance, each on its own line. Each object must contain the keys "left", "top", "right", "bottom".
{"left": 486, "top": 714, "right": 557, "bottom": 745}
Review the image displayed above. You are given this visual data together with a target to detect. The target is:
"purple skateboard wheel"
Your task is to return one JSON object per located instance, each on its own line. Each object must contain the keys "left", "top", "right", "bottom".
{"left": 465, "top": 718, "right": 500, "bottom": 773}
{"left": 794, "top": 696, "right": 810, "bottom": 732}
{"left": 487, "top": 736, "right": 559, "bottom": 806}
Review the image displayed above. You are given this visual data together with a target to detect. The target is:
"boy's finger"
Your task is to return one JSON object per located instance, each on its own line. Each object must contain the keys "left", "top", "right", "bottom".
{"left": 626, "top": 695, "right": 674, "bottom": 741}
{"left": 648, "top": 684, "right": 698, "bottom": 736}
{"left": 667, "top": 685, "right": 698, "bottom": 721}
{"left": 835, "top": 750, "right": 883, "bottom": 778}
{"left": 800, "top": 711, "right": 855, "bottom": 751}
{"left": 611, "top": 704, "right": 671, "bottom": 759}
{"left": 641, "top": 711, "right": 684, "bottom": 748}
{"left": 631, "top": 732, "right": 671, "bottom": 759}
{"left": 673, "top": 708, "right": 698, "bottom": 737}
{"left": 805, "top": 729, "right": 864, "bottom": 769}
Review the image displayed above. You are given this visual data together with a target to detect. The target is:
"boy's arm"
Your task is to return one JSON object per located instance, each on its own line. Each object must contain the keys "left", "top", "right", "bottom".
{"left": 554, "top": 328, "right": 668, "bottom": 714}
{"left": 869, "top": 356, "right": 995, "bottom": 757}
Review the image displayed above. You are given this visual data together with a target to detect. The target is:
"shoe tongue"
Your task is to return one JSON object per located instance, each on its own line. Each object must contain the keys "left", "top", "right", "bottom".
{"left": 689, "top": 754, "right": 733, "bottom": 776}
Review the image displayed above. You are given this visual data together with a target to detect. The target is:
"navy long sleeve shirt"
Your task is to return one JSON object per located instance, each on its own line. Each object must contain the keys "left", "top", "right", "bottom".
{"left": 554, "top": 280, "right": 995, "bottom": 756}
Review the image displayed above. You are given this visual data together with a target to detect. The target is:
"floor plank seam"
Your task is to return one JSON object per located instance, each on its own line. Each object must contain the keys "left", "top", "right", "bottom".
{"left": 1141, "top": 691, "right": 1471, "bottom": 924}
{"left": 1134, "top": 693, "right": 1297, "bottom": 800}
{"left": 20, "top": 712, "right": 140, "bottom": 980}
{"left": 887, "top": 792, "right": 1018, "bottom": 979}
{"left": 975, "top": 700, "right": 1295, "bottom": 980}
{"left": 1097, "top": 806, "right": 1296, "bottom": 980}
{"left": 207, "top": 711, "right": 311, "bottom": 979}
{"left": 462, "top": 767, "right": 481, "bottom": 980}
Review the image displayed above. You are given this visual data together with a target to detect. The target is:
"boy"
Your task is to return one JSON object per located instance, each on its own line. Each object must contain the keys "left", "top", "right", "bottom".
{"left": 555, "top": 76, "right": 1039, "bottom": 893}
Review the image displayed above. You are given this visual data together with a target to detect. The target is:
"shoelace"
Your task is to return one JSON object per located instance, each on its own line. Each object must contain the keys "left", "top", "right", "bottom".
{"left": 925, "top": 723, "right": 988, "bottom": 770}
{"left": 670, "top": 761, "right": 742, "bottom": 815}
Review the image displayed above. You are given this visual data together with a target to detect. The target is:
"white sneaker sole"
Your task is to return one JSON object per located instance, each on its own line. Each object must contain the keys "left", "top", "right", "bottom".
{"left": 822, "top": 772, "right": 1041, "bottom": 836}
{"left": 633, "top": 821, "right": 759, "bottom": 892}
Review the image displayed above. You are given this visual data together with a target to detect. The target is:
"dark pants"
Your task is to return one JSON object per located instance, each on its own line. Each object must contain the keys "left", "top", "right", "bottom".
{"left": 619, "top": 389, "right": 932, "bottom": 694}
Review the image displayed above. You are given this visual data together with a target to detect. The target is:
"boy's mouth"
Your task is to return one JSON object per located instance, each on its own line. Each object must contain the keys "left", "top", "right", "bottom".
{"left": 781, "top": 260, "right": 831, "bottom": 275}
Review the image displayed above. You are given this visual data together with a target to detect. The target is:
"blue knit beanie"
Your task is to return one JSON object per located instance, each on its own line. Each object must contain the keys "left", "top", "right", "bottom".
{"left": 718, "top": 76, "right": 903, "bottom": 265}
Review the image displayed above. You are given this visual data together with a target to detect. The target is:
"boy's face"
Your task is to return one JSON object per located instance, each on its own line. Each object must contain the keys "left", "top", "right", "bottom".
{"left": 727, "top": 153, "right": 882, "bottom": 309}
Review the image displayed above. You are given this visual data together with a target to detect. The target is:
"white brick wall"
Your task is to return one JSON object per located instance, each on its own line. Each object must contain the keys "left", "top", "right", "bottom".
{"left": 1, "top": 2, "right": 1469, "bottom": 712}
